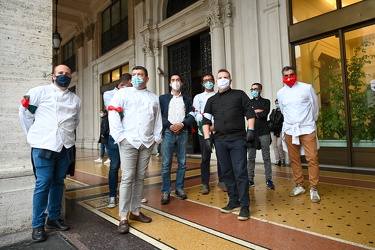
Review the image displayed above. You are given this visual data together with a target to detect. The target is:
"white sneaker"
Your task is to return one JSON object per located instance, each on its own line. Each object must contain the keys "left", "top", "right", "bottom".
{"left": 156, "top": 153, "right": 160, "bottom": 157}
{"left": 310, "top": 188, "right": 321, "bottom": 202}
{"left": 107, "top": 197, "right": 116, "bottom": 208}
{"left": 94, "top": 158, "right": 103, "bottom": 163}
{"left": 289, "top": 185, "right": 306, "bottom": 197}
{"left": 141, "top": 197, "right": 148, "bottom": 203}
{"left": 104, "top": 159, "right": 111, "bottom": 164}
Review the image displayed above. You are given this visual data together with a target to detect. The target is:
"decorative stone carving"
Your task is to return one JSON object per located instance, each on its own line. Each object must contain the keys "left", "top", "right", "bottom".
{"left": 223, "top": 3, "right": 233, "bottom": 24}
{"left": 85, "top": 23, "right": 95, "bottom": 41}
{"left": 205, "top": 5, "right": 222, "bottom": 27}
{"left": 75, "top": 32, "right": 85, "bottom": 49}
{"left": 141, "top": 33, "right": 153, "bottom": 56}
{"left": 153, "top": 40, "right": 160, "bottom": 56}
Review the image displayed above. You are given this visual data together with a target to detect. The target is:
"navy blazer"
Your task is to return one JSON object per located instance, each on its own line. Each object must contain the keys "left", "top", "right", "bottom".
{"left": 159, "top": 93, "right": 195, "bottom": 135}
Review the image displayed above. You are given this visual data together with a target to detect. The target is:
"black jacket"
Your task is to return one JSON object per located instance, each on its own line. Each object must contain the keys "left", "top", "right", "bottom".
{"left": 98, "top": 115, "right": 109, "bottom": 144}
{"left": 250, "top": 96, "right": 270, "bottom": 136}
{"left": 268, "top": 109, "right": 284, "bottom": 133}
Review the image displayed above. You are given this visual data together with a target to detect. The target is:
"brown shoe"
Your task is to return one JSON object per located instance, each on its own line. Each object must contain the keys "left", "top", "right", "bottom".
{"left": 118, "top": 220, "right": 129, "bottom": 234}
{"left": 129, "top": 212, "right": 152, "bottom": 223}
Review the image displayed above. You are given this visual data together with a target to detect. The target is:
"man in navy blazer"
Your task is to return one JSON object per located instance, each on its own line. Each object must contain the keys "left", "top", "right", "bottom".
{"left": 159, "top": 74, "right": 195, "bottom": 204}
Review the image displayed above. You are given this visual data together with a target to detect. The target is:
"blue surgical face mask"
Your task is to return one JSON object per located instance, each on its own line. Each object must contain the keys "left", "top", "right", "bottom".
{"left": 204, "top": 81, "right": 214, "bottom": 90}
{"left": 275, "top": 104, "right": 280, "bottom": 109}
{"left": 132, "top": 76, "right": 144, "bottom": 88}
{"left": 251, "top": 90, "right": 259, "bottom": 98}
{"left": 100, "top": 113, "right": 104, "bottom": 118}
{"left": 55, "top": 74, "right": 71, "bottom": 88}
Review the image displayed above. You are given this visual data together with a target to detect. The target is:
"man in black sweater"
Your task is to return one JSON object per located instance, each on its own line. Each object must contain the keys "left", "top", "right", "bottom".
{"left": 202, "top": 69, "right": 255, "bottom": 221}
{"left": 247, "top": 83, "right": 274, "bottom": 190}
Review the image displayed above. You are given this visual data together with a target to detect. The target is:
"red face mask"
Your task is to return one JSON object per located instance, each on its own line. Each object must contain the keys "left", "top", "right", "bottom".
{"left": 283, "top": 75, "right": 297, "bottom": 87}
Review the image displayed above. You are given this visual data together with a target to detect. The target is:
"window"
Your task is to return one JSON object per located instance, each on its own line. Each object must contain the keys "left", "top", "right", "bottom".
{"left": 101, "top": 64, "right": 129, "bottom": 87}
{"left": 101, "top": 0, "right": 128, "bottom": 54}
{"left": 62, "top": 38, "right": 76, "bottom": 72}
{"left": 291, "top": 0, "right": 362, "bottom": 24}
{"left": 166, "top": 0, "right": 198, "bottom": 18}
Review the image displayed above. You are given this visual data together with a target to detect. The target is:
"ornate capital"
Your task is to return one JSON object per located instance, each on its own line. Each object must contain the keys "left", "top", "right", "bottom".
{"left": 223, "top": 3, "right": 234, "bottom": 25}
{"left": 205, "top": 5, "right": 222, "bottom": 27}
{"left": 75, "top": 32, "right": 85, "bottom": 49}
{"left": 85, "top": 23, "right": 95, "bottom": 41}
{"left": 153, "top": 40, "right": 160, "bottom": 56}
{"left": 141, "top": 33, "right": 154, "bottom": 56}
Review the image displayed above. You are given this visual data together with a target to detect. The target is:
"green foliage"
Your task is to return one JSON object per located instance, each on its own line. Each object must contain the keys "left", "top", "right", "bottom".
{"left": 317, "top": 41, "right": 375, "bottom": 142}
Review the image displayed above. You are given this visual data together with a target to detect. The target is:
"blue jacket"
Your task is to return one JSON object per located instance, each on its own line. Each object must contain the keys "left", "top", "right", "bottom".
{"left": 159, "top": 93, "right": 195, "bottom": 135}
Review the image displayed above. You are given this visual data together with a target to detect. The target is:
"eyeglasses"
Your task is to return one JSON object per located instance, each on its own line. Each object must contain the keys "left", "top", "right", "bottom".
{"left": 250, "top": 88, "right": 260, "bottom": 91}
{"left": 283, "top": 73, "right": 295, "bottom": 77}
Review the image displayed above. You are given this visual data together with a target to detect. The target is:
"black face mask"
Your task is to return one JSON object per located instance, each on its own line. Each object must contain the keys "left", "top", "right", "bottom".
{"left": 55, "top": 74, "right": 71, "bottom": 87}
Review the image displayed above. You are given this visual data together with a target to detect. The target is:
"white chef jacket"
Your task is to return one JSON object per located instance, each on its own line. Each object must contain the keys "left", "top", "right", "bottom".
{"left": 108, "top": 87, "right": 162, "bottom": 149}
{"left": 193, "top": 91, "right": 216, "bottom": 136}
{"left": 277, "top": 81, "right": 319, "bottom": 154}
{"left": 103, "top": 87, "right": 119, "bottom": 108}
{"left": 19, "top": 83, "right": 82, "bottom": 152}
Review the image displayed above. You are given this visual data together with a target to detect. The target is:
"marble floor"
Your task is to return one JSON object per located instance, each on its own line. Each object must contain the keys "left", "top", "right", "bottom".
{"left": 63, "top": 148, "right": 374, "bottom": 250}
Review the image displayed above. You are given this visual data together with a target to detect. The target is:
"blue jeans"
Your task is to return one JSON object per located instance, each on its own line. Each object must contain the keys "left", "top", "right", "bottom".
{"left": 215, "top": 139, "right": 250, "bottom": 206}
{"left": 247, "top": 134, "right": 272, "bottom": 181}
{"left": 198, "top": 134, "right": 224, "bottom": 185}
{"left": 107, "top": 135, "right": 121, "bottom": 197}
{"left": 99, "top": 143, "right": 107, "bottom": 158}
{"left": 31, "top": 147, "right": 69, "bottom": 228}
{"left": 161, "top": 129, "right": 188, "bottom": 193}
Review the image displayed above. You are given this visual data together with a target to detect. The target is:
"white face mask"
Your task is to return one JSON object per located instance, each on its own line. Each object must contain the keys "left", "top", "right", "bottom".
{"left": 217, "top": 78, "right": 230, "bottom": 90}
{"left": 171, "top": 81, "right": 181, "bottom": 90}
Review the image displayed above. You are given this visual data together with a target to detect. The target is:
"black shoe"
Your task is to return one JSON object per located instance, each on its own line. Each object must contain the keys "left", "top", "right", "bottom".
{"left": 249, "top": 180, "right": 255, "bottom": 187}
{"left": 32, "top": 226, "right": 47, "bottom": 243}
{"left": 281, "top": 160, "right": 286, "bottom": 166}
{"left": 220, "top": 201, "right": 240, "bottom": 213}
{"left": 161, "top": 193, "right": 170, "bottom": 204}
{"left": 274, "top": 160, "right": 281, "bottom": 166}
{"left": 238, "top": 206, "right": 250, "bottom": 221}
{"left": 46, "top": 218, "right": 70, "bottom": 231}
{"left": 175, "top": 190, "right": 187, "bottom": 200}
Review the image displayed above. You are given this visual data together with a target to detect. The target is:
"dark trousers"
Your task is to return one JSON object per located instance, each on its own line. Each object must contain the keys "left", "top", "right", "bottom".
{"left": 215, "top": 139, "right": 250, "bottom": 206}
{"left": 107, "top": 135, "right": 121, "bottom": 197}
{"left": 198, "top": 134, "right": 224, "bottom": 185}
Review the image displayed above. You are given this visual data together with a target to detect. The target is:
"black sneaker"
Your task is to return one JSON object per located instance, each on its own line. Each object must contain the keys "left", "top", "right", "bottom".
{"left": 161, "top": 193, "right": 170, "bottom": 204}
{"left": 274, "top": 160, "right": 281, "bottom": 166}
{"left": 175, "top": 190, "right": 187, "bottom": 200}
{"left": 266, "top": 179, "right": 275, "bottom": 190}
{"left": 220, "top": 201, "right": 240, "bottom": 213}
{"left": 281, "top": 160, "right": 286, "bottom": 166}
{"left": 238, "top": 206, "right": 250, "bottom": 221}
{"left": 249, "top": 180, "right": 255, "bottom": 187}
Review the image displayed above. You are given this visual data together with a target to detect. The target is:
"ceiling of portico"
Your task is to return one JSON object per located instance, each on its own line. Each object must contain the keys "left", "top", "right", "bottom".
{"left": 53, "top": 0, "right": 109, "bottom": 41}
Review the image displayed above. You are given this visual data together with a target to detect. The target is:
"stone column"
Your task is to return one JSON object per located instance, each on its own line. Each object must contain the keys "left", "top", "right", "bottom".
{"left": 223, "top": 2, "right": 234, "bottom": 74}
{"left": 142, "top": 32, "right": 156, "bottom": 93}
{"left": 206, "top": 1, "right": 226, "bottom": 74}
{"left": 0, "top": 0, "right": 52, "bottom": 234}
{"left": 74, "top": 32, "right": 86, "bottom": 147}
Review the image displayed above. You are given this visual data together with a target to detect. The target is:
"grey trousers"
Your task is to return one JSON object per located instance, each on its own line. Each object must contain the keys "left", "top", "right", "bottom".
{"left": 247, "top": 134, "right": 272, "bottom": 181}
{"left": 118, "top": 139, "right": 155, "bottom": 218}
